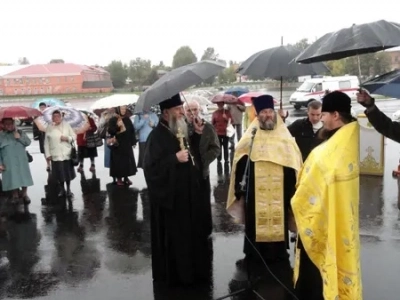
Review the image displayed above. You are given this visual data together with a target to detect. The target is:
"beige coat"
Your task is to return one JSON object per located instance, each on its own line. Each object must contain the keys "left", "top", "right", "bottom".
{"left": 44, "top": 121, "right": 76, "bottom": 161}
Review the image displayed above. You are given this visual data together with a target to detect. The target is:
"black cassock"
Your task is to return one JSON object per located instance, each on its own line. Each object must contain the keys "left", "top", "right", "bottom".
{"left": 234, "top": 155, "right": 297, "bottom": 263}
{"left": 143, "top": 120, "right": 212, "bottom": 286}
{"left": 108, "top": 116, "right": 137, "bottom": 178}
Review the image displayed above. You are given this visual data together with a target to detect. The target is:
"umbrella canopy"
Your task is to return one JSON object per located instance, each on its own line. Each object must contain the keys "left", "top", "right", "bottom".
{"left": 361, "top": 69, "right": 400, "bottom": 99}
{"left": 238, "top": 92, "right": 279, "bottom": 105}
{"left": 211, "top": 93, "right": 242, "bottom": 104}
{"left": 90, "top": 94, "right": 139, "bottom": 111}
{"left": 35, "top": 106, "right": 89, "bottom": 134}
{"left": 224, "top": 86, "right": 249, "bottom": 96}
{"left": 134, "top": 60, "right": 226, "bottom": 113}
{"left": 295, "top": 20, "right": 400, "bottom": 64}
{"left": 182, "top": 93, "right": 212, "bottom": 106}
{"left": 31, "top": 98, "right": 65, "bottom": 109}
{"left": 238, "top": 45, "right": 329, "bottom": 78}
{"left": 0, "top": 106, "right": 42, "bottom": 120}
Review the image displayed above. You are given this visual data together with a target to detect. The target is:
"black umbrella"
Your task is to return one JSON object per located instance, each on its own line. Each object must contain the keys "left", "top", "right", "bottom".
{"left": 295, "top": 20, "right": 400, "bottom": 64}
{"left": 134, "top": 60, "right": 225, "bottom": 113}
{"left": 237, "top": 45, "right": 329, "bottom": 108}
{"left": 361, "top": 69, "right": 400, "bottom": 99}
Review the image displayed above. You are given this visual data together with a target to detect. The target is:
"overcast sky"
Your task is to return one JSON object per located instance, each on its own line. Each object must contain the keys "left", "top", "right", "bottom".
{"left": 1, "top": 0, "right": 399, "bottom": 66}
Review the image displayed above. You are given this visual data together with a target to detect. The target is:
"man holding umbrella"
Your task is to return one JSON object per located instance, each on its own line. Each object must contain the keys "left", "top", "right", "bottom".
{"left": 357, "top": 89, "right": 400, "bottom": 143}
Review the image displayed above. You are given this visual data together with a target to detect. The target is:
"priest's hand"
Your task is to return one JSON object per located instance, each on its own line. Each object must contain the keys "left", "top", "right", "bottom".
{"left": 357, "top": 88, "right": 375, "bottom": 108}
{"left": 176, "top": 149, "right": 189, "bottom": 163}
{"left": 60, "top": 135, "right": 69, "bottom": 142}
{"left": 13, "top": 131, "right": 20, "bottom": 139}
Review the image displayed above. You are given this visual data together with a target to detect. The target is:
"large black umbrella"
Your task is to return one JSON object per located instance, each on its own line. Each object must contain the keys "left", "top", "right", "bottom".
{"left": 237, "top": 45, "right": 329, "bottom": 108}
{"left": 295, "top": 20, "right": 400, "bottom": 64}
{"left": 361, "top": 69, "right": 400, "bottom": 99}
{"left": 134, "top": 60, "right": 225, "bottom": 113}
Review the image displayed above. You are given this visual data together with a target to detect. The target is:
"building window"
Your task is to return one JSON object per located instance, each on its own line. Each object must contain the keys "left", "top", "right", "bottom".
{"left": 14, "top": 89, "right": 18, "bottom": 95}
{"left": 27, "top": 88, "right": 31, "bottom": 94}
{"left": 21, "top": 89, "right": 25, "bottom": 95}
{"left": 40, "top": 87, "right": 44, "bottom": 94}
{"left": 0, "top": 89, "right": 3, "bottom": 95}
{"left": 34, "top": 88, "right": 38, "bottom": 94}
{"left": 72, "top": 87, "right": 76, "bottom": 92}
{"left": 71, "top": 77, "right": 74, "bottom": 81}
{"left": 339, "top": 81, "right": 351, "bottom": 89}
{"left": 66, "top": 87, "right": 69, "bottom": 93}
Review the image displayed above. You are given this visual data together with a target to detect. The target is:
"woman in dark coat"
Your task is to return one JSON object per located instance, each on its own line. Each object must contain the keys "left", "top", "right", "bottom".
{"left": 76, "top": 116, "right": 98, "bottom": 173}
{"left": 107, "top": 106, "right": 137, "bottom": 186}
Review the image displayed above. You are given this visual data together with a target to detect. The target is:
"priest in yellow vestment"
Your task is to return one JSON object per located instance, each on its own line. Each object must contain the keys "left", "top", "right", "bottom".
{"left": 292, "top": 91, "right": 362, "bottom": 300}
{"left": 227, "top": 95, "right": 302, "bottom": 269}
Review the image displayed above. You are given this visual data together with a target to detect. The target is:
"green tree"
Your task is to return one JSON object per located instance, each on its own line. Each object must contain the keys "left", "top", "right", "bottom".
{"left": 218, "top": 65, "right": 237, "bottom": 84}
{"left": 144, "top": 68, "right": 160, "bottom": 85}
{"left": 49, "top": 59, "right": 64, "bottom": 63}
{"left": 18, "top": 57, "right": 29, "bottom": 65}
{"left": 172, "top": 46, "right": 197, "bottom": 69}
{"left": 291, "top": 38, "right": 310, "bottom": 51}
{"left": 326, "top": 60, "right": 346, "bottom": 76}
{"left": 201, "top": 47, "right": 219, "bottom": 85}
{"left": 106, "top": 60, "right": 128, "bottom": 88}
{"left": 128, "top": 57, "right": 152, "bottom": 86}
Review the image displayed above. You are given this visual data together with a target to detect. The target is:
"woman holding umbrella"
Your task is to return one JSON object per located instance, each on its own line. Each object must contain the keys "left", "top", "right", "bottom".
{"left": 44, "top": 110, "right": 77, "bottom": 197}
{"left": 107, "top": 106, "right": 138, "bottom": 186}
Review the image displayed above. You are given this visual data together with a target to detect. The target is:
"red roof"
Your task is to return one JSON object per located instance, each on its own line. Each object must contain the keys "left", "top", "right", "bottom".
{"left": 2, "top": 63, "right": 108, "bottom": 78}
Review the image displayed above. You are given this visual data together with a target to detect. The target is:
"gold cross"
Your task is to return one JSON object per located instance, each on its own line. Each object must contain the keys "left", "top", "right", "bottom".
{"left": 366, "top": 146, "right": 374, "bottom": 156}
{"left": 176, "top": 128, "right": 185, "bottom": 151}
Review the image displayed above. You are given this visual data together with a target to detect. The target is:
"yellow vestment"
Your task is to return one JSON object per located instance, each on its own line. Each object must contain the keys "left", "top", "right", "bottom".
{"left": 291, "top": 121, "right": 362, "bottom": 299}
{"left": 227, "top": 117, "right": 302, "bottom": 242}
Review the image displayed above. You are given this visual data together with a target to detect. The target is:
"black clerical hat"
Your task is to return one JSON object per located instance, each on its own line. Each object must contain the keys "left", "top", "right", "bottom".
{"left": 321, "top": 91, "right": 351, "bottom": 114}
{"left": 251, "top": 94, "right": 274, "bottom": 114}
{"left": 159, "top": 94, "right": 183, "bottom": 111}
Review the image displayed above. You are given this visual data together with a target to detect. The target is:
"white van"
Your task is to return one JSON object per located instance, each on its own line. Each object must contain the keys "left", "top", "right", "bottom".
{"left": 289, "top": 76, "right": 360, "bottom": 110}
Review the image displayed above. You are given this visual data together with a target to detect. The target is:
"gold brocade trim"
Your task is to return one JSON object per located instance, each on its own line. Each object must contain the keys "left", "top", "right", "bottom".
{"left": 255, "top": 161, "right": 285, "bottom": 242}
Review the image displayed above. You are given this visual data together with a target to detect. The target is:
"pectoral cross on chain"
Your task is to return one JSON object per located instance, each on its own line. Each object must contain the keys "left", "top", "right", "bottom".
{"left": 176, "top": 128, "right": 195, "bottom": 166}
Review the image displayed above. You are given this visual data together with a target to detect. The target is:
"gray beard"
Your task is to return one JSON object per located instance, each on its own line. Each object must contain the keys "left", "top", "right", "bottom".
{"left": 259, "top": 119, "right": 276, "bottom": 130}
{"left": 168, "top": 116, "right": 188, "bottom": 139}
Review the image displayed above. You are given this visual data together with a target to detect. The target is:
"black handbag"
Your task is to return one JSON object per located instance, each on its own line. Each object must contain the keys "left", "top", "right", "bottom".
{"left": 26, "top": 151, "right": 33, "bottom": 163}
{"left": 86, "top": 131, "right": 103, "bottom": 148}
{"left": 70, "top": 142, "right": 79, "bottom": 166}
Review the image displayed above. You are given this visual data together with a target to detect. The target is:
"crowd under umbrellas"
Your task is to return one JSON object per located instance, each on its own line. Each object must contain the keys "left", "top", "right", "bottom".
{"left": 1, "top": 18, "right": 400, "bottom": 300}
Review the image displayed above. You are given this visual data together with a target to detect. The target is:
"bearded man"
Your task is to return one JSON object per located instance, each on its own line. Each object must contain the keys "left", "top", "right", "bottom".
{"left": 227, "top": 95, "right": 302, "bottom": 270}
{"left": 143, "top": 94, "right": 212, "bottom": 287}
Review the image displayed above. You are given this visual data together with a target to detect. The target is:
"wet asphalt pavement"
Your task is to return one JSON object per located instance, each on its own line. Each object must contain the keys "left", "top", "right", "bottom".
{"left": 1, "top": 100, "right": 400, "bottom": 299}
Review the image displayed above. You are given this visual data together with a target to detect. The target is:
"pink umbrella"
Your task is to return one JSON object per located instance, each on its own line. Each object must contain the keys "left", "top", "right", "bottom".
{"left": 238, "top": 92, "right": 279, "bottom": 105}
{"left": 211, "top": 93, "right": 244, "bottom": 105}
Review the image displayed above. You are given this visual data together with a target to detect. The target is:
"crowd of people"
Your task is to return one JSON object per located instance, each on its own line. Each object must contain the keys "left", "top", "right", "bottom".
{"left": 0, "top": 87, "right": 399, "bottom": 299}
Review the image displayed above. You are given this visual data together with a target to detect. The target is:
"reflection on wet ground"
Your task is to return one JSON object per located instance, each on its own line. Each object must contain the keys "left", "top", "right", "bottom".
{"left": 0, "top": 136, "right": 400, "bottom": 299}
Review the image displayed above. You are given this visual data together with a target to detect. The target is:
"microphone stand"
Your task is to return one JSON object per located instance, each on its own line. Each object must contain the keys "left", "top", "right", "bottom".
{"left": 215, "top": 128, "right": 265, "bottom": 300}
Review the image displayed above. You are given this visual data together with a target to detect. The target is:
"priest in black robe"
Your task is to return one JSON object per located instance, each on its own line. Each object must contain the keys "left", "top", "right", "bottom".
{"left": 226, "top": 95, "right": 302, "bottom": 270}
{"left": 143, "top": 94, "right": 213, "bottom": 287}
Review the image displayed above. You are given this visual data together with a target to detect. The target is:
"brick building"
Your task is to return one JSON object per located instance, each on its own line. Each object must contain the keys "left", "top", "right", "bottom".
{"left": 0, "top": 63, "right": 113, "bottom": 96}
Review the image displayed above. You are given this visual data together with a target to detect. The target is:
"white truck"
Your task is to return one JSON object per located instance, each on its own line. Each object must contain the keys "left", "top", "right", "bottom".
{"left": 289, "top": 76, "right": 360, "bottom": 110}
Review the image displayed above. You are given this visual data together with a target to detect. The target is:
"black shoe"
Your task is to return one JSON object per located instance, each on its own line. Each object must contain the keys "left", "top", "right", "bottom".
{"left": 66, "top": 190, "right": 73, "bottom": 198}
{"left": 58, "top": 190, "right": 66, "bottom": 198}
